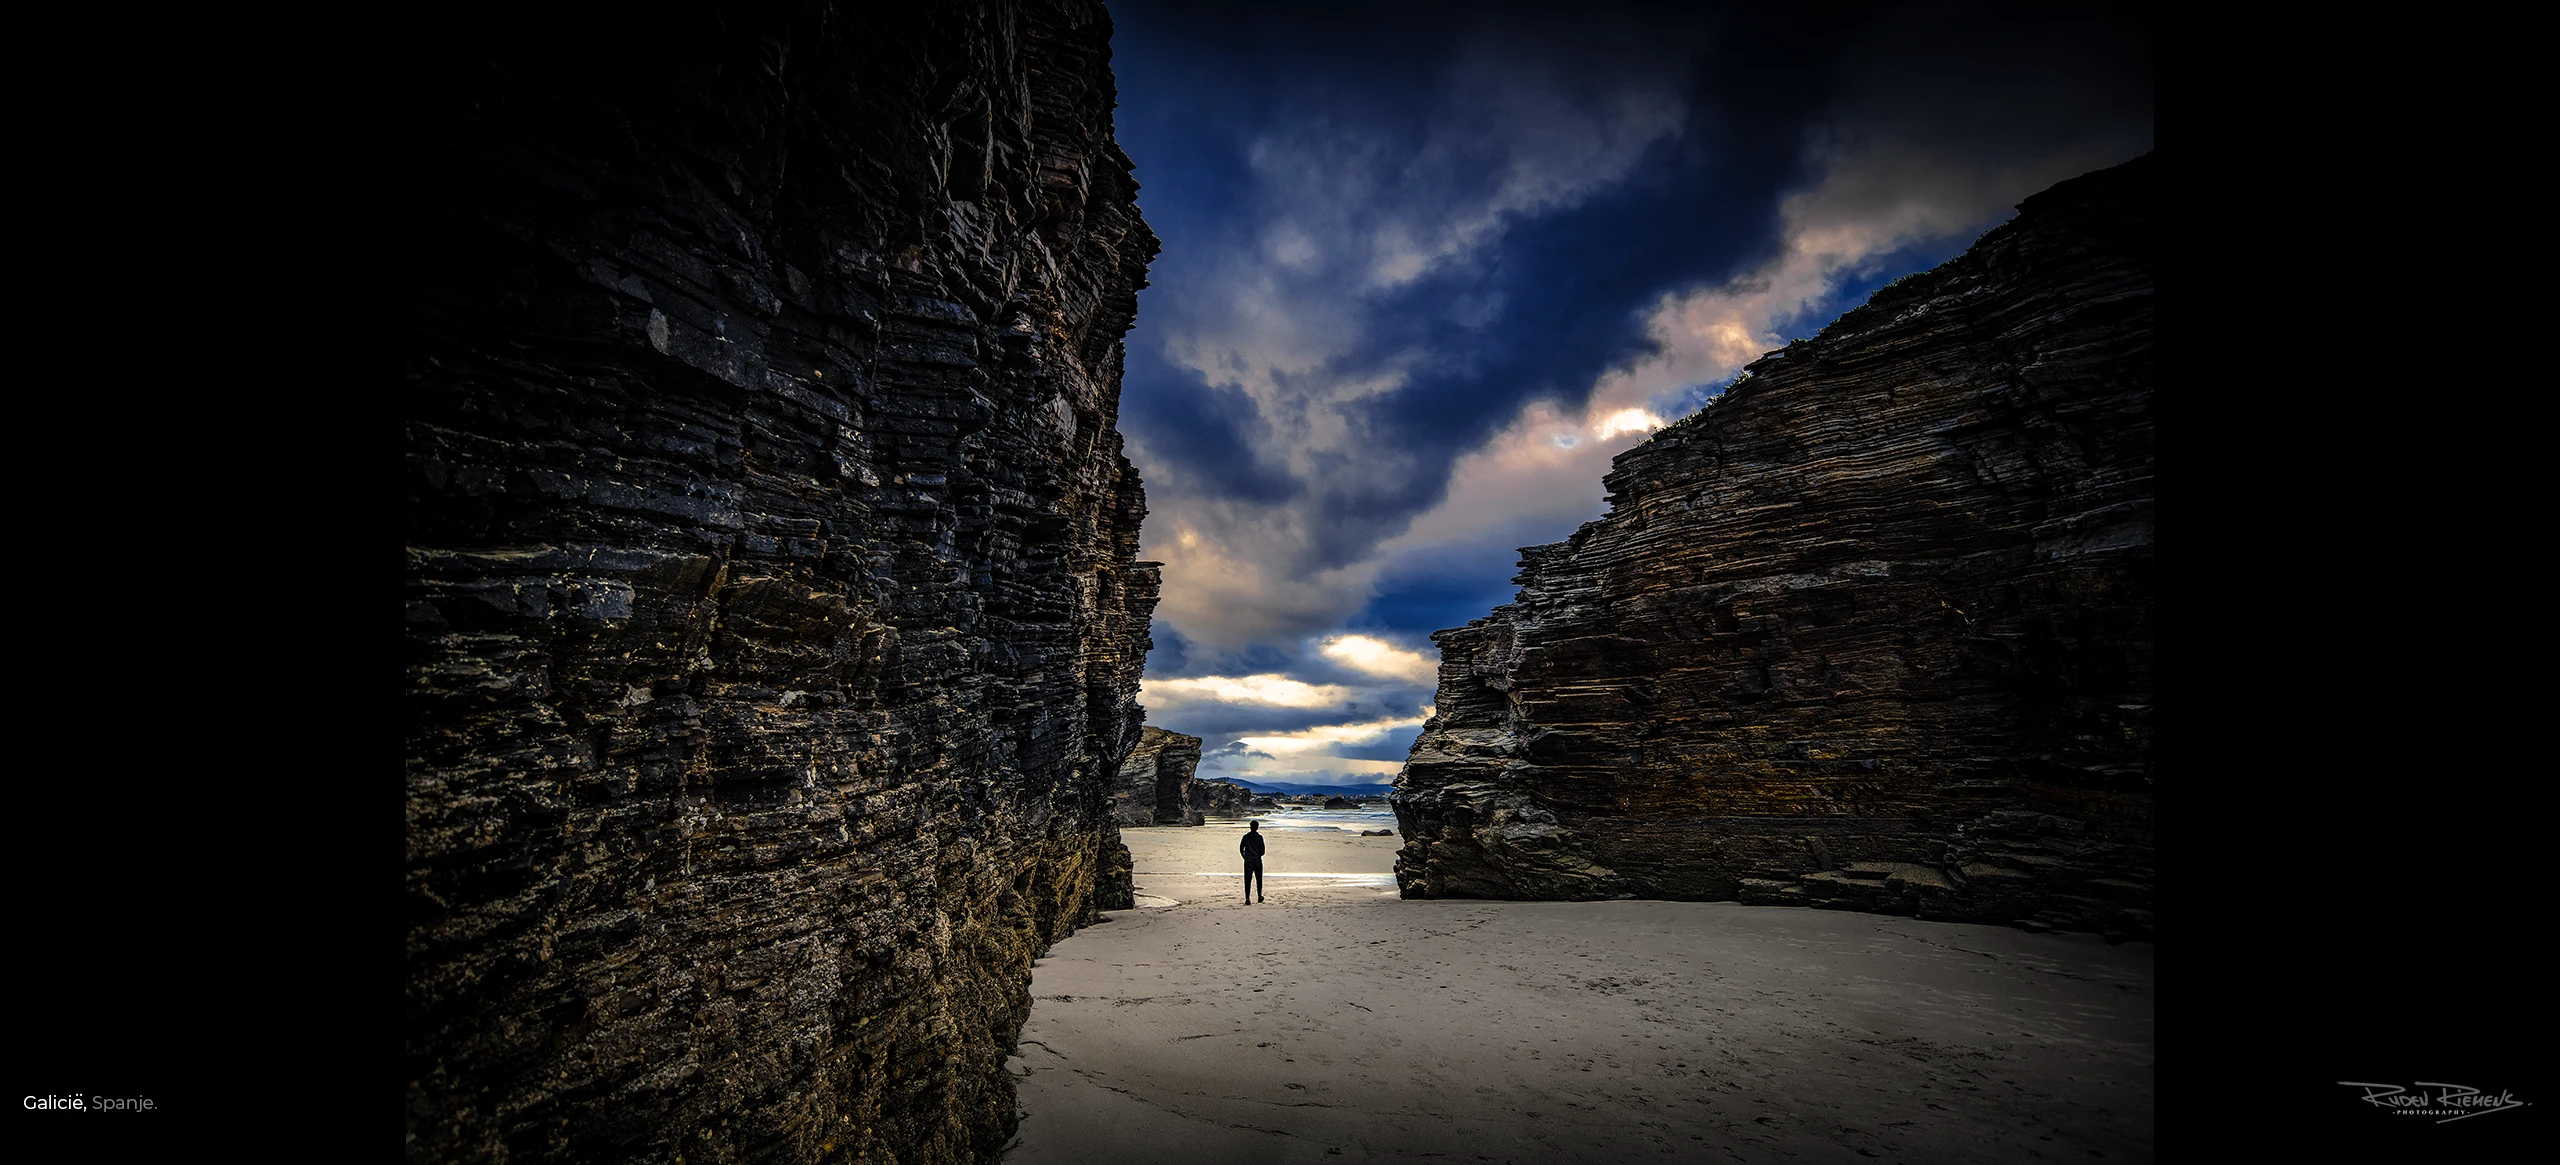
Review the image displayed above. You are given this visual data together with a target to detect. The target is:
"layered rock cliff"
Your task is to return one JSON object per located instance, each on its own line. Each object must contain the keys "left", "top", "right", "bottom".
{"left": 1109, "top": 725, "right": 1203, "bottom": 825}
{"left": 1392, "top": 156, "right": 2153, "bottom": 939}
{"left": 404, "top": 4, "right": 1157, "bottom": 1162}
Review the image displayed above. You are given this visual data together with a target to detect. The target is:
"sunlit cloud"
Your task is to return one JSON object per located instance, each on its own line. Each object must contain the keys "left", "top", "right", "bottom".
{"left": 1234, "top": 713, "right": 1427, "bottom": 755}
{"left": 1591, "top": 409, "right": 1665, "bottom": 440}
{"left": 1317, "top": 634, "right": 1439, "bottom": 684}
{"left": 1142, "top": 674, "right": 1356, "bottom": 710}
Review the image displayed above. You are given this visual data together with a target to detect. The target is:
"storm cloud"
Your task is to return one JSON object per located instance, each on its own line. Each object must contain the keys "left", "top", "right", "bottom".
{"left": 1110, "top": 0, "right": 2152, "bottom": 785}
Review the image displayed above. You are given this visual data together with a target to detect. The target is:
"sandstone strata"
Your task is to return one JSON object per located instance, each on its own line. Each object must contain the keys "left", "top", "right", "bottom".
{"left": 1393, "top": 157, "right": 2153, "bottom": 939}
{"left": 1109, "top": 725, "right": 1203, "bottom": 825}
{"left": 404, "top": 4, "right": 1156, "bottom": 1161}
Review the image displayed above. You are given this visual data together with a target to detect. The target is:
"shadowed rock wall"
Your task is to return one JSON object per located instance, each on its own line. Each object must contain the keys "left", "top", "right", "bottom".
{"left": 1393, "top": 156, "right": 2152, "bottom": 939}
{"left": 403, "top": 3, "right": 1156, "bottom": 1161}
{"left": 1109, "top": 725, "right": 1204, "bottom": 826}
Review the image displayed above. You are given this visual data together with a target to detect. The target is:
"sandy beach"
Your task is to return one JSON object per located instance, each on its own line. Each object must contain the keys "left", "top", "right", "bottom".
{"left": 1007, "top": 819, "right": 2152, "bottom": 1163}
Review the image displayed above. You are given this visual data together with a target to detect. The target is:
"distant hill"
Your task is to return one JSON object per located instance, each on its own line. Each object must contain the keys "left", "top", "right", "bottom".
{"left": 1228, "top": 779, "right": 1394, "bottom": 797}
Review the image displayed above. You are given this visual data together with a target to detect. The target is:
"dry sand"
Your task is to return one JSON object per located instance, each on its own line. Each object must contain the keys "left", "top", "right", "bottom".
{"left": 1008, "top": 821, "right": 2153, "bottom": 1164}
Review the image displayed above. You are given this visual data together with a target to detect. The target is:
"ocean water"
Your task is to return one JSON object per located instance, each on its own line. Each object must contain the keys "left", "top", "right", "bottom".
{"left": 1208, "top": 804, "right": 1398, "bottom": 834}
{"left": 1147, "top": 805, "right": 1404, "bottom": 894}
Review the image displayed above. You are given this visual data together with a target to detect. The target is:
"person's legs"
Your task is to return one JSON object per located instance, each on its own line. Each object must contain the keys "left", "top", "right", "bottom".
{"left": 1244, "top": 859, "right": 1263, "bottom": 902}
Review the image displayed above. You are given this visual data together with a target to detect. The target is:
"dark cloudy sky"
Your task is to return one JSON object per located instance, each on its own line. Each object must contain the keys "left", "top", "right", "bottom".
{"left": 1104, "top": 0, "right": 2152, "bottom": 788}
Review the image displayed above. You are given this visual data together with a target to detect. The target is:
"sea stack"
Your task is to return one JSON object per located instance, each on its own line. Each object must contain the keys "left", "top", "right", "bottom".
{"left": 1392, "top": 156, "right": 2153, "bottom": 939}
{"left": 1190, "top": 776, "right": 1256, "bottom": 816}
{"left": 403, "top": 3, "right": 1158, "bottom": 1161}
{"left": 1111, "top": 725, "right": 1205, "bottom": 825}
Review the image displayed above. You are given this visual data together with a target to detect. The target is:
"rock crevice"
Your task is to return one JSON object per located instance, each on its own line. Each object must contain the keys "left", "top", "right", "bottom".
{"left": 1392, "top": 156, "right": 2153, "bottom": 939}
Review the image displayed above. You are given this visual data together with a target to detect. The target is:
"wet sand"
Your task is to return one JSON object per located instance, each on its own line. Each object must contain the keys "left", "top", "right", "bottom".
{"left": 1008, "top": 823, "right": 2153, "bottom": 1163}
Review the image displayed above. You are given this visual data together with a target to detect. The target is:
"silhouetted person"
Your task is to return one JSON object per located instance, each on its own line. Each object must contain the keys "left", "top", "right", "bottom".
{"left": 1241, "top": 820, "right": 1266, "bottom": 903}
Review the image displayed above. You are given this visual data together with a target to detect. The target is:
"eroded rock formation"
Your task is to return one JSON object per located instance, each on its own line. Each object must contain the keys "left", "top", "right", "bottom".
{"left": 1190, "top": 777, "right": 1256, "bottom": 817}
{"left": 1109, "top": 725, "right": 1203, "bottom": 825}
{"left": 404, "top": 3, "right": 1157, "bottom": 1161}
{"left": 1393, "top": 156, "right": 2153, "bottom": 939}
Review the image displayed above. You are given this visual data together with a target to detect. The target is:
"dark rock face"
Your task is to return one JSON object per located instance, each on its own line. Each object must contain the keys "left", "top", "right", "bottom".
{"left": 1109, "top": 726, "right": 1203, "bottom": 825}
{"left": 403, "top": 4, "right": 1157, "bottom": 1162}
{"left": 1392, "top": 157, "right": 2153, "bottom": 940}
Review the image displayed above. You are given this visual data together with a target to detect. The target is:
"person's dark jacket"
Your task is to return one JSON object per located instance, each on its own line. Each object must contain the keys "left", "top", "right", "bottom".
{"left": 1241, "top": 832, "right": 1265, "bottom": 860}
